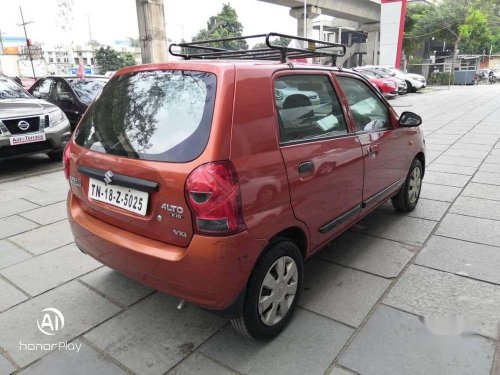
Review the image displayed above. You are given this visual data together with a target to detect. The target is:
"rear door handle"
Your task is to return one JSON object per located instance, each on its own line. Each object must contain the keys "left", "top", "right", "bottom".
{"left": 298, "top": 161, "right": 315, "bottom": 175}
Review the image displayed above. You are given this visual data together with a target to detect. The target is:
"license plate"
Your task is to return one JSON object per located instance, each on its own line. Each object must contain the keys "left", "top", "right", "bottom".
{"left": 9, "top": 133, "right": 46, "bottom": 146}
{"left": 88, "top": 178, "right": 149, "bottom": 216}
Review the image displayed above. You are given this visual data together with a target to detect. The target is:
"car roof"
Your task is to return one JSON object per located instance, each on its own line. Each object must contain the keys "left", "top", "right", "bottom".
{"left": 39, "top": 75, "right": 108, "bottom": 80}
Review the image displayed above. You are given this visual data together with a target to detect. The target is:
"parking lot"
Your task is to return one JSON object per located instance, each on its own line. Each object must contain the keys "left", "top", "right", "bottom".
{"left": 1, "top": 84, "right": 499, "bottom": 374}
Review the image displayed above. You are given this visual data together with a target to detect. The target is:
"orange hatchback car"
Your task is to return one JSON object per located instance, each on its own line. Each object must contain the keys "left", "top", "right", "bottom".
{"left": 66, "top": 34, "right": 425, "bottom": 340}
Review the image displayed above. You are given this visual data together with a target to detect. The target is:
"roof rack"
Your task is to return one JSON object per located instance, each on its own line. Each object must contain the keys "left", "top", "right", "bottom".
{"left": 169, "top": 32, "right": 346, "bottom": 66}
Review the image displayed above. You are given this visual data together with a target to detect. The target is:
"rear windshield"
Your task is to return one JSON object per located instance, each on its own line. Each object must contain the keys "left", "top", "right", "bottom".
{"left": 67, "top": 78, "right": 107, "bottom": 105}
{"left": 75, "top": 70, "right": 216, "bottom": 162}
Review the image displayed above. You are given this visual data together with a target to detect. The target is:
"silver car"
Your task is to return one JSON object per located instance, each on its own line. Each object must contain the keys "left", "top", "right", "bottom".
{"left": 0, "top": 75, "right": 71, "bottom": 160}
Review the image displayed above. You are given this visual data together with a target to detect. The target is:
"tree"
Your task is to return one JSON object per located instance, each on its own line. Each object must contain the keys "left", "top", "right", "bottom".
{"left": 94, "top": 47, "right": 136, "bottom": 74}
{"left": 191, "top": 4, "right": 248, "bottom": 50}
{"left": 252, "top": 36, "right": 291, "bottom": 50}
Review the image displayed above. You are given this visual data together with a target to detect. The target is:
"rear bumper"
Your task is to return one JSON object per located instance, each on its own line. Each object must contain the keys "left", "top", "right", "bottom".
{"left": 67, "top": 192, "right": 266, "bottom": 311}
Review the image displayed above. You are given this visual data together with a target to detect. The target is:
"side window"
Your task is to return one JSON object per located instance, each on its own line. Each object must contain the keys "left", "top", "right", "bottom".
{"left": 35, "top": 79, "right": 53, "bottom": 99}
{"left": 337, "top": 76, "right": 390, "bottom": 132}
{"left": 275, "top": 75, "right": 348, "bottom": 143}
{"left": 55, "top": 80, "right": 73, "bottom": 100}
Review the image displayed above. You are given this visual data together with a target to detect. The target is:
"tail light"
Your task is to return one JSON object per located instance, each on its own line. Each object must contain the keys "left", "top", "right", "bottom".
{"left": 185, "top": 161, "right": 246, "bottom": 235}
{"left": 63, "top": 143, "right": 71, "bottom": 180}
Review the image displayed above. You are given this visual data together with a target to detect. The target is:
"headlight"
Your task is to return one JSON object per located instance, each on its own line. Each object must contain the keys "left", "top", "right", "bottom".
{"left": 48, "top": 109, "right": 67, "bottom": 128}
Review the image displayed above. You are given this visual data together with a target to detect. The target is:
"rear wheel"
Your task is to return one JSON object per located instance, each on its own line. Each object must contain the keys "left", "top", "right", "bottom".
{"left": 231, "top": 240, "right": 303, "bottom": 340}
{"left": 392, "top": 158, "right": 423, "bottom": 212}
{"left": 406, "top": 81, "right": 414, "bottom": 93}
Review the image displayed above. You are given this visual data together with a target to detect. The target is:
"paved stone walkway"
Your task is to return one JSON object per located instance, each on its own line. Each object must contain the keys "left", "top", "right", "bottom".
{"left": 0, "top": 84, "right": 499, "bottom": 374}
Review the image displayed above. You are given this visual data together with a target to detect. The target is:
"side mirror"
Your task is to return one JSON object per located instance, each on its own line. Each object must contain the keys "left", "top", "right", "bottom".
{"left": 399, "top": 111, "right": 422, "bottom": 127}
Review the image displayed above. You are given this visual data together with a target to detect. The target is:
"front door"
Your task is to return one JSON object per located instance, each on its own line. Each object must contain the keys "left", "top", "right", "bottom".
{"left": 275, "top": 72, "right": 364, "bottom": 248}
{"left": 336, "top": 75, "right": 407, "bottom": 208}
{"left": 52, "top": 79, "right": 80, "bottom": 129}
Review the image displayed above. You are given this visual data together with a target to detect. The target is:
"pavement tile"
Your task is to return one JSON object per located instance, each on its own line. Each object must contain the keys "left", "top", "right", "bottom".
{"left": 419, "top": 183, "right": 461, "bottom": 202}
{"left": 353, "top": 212, "right": 436, "bottom": 246}
{"left": 0, "top": 354, "right": 16, "bottom": 375}
{"left": 0, "top": 278, "right": 28, "bottom": 312}
{"left": 0, "top": 199, "right": 39, "bottom": 219}
{"left": 319, "top": 232, "right": 415, "bottom": 278}
{"left": 300, "top": 260, "right": 390, "bottom": 327}
{"left": 423, "top": 171, "right": 471, "bottom": 187}
{"left": 0, "top": 240, "right": 32, "bottom": 270}
{"left": 472, "top": 171, "right": 500, "bottom": 186}
{"left": 479, "top": 163, "right": 500, "bottom": 173}
{"left": 416, "top": 236, "right": 500, "bottom": 285}
{"left": 432, "top": 155, "right": 483, "bottom": 167}
{"left": 426, "top": 163, "right": 477, "bottom": 175}
{"left": 22, "top": 188, "right": 68, "bottom": 206}
{"left": 450, "top": 196, "right": 500, "bottom": 221}
{"left": 9, "top": 220, "right": 74, "bottom": 255}
{"left": 19, "top": 201, "right": 68, "bottom": 225}
{"left": 450, "top": 142, "right": 495, "bottom": 152}
{"left": 462, "top": 183, "right": 500, "bottom": 202}
{"left": 328, "top": 367, "right": 355, "bottom": 375}
{"left": 168, "top": 352, "right": 237, "bottom": 375}
{"left": 440, "top": 149, "right": 489, "bottom": 159}
{"left": 0, "top": 216, "right": 38, "bottom": 240}
{"left": 19, "top": 339, "right": 127, "bottom": 375}
{"left": 377, "top": 198, "right": 450, "bottom": 221}
{"left": 384, "top": 265, "right": 500, "bottom": 339}
{"left": 27, "top": 178, "right": 68, "bottom": 193}
{"left": 436, "top": 213, "right": 500, "bottom": 247}
{"left": 0, "top": 281, "right": 121, "bottom": 367}
{"left": 84, "top": 293, "right": 226, "bottom": 375}
{"left": 200, "top": 308, "right": 353, "bottom": 375}
{"left": 339, "top": 305, "right": 496, "bottom": 375}
{"left": 0, "top": 186, "right": 43, "bottom": 204}
{"left": 1, "top": 244, "right": 100, "bottom": 296}
{"left": 80, "top": 267, "right": 153, "bottom": 307}
{"left": 485, "top": 154, "right": 500, "bottom": 165}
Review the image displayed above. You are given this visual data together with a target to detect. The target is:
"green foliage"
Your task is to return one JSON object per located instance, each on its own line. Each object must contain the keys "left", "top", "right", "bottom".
{"left": 428, "top": 72, "right": 455, "bottom": 85}
{"left": 191, "top": 3, "right": 248, "bottom": 50}
{"left": 404, "top": 0, "right": 499, "bottom": 56}
{"left": 252, "top": 36, "right": 291, "bottom": 50}
{"left": 94, "top": 47, "right": 136, "bottom": 74}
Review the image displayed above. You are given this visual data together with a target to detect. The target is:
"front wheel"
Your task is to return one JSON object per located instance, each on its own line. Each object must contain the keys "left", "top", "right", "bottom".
{"left": 231, "top": 240, "right": 303, "bottom": 340}
{"left": 392, "top": 158, "right": 423, "bottom": 212}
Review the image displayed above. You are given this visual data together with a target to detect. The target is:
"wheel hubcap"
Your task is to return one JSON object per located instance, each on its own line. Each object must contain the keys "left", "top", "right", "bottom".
{"left": 258, "top": 256, "right": 298, "bottom": 326}
{"left": 408, "top": 166, "right": 422, "bottom": 204}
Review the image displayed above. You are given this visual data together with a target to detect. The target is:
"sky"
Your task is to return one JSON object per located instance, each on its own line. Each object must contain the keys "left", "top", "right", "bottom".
{"left": 0, "top": 0, "right": 300, "bottom": 47}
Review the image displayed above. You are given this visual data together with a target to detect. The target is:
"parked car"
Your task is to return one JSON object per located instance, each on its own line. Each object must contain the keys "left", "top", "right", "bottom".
{"left": 0, "top": 74, "right": 71, "bottom": 160}
{"left": 65, "top": 36, "right": 425, "bottom": 341}
{"left": 353, "top": 69, "right": 399, "bottom": 99}
{"left": 355, "top": 67, "right": 408, "bottom": 95}
{"left": 369, "top": 66, "right": 424, "bottom": 92}
{"left": 29, "top": 75, "right": 108, "bottom": 131}
{"left": 275, "top": 79, "right": 321, "bottom": 108}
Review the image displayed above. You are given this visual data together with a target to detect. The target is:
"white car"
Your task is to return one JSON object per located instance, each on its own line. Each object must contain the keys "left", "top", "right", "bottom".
{"left": 369, "top": 66, "right": 425, "bottom": 92}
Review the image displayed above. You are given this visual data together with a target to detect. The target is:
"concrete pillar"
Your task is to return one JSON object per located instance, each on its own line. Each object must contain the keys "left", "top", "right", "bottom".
{"left": 366, "top": 30, "right": 379, "bottom": 65}
{"left": 136, "top": 0, "right": 167, "bottom": 63}
{"left": 290, "top": 5, "right": 321, "bottom": 46}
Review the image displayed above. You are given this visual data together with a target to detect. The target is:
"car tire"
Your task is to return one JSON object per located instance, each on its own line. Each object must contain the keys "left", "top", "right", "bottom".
{"left": 406, "top": 81, "right": 414, "bottom": 93}
{"left": 231, "top": 240, "right": 303, "bottom": 341}
{"left": 47, "top": 151, "right": 63, "bottom": 161}
{"left": 392, "top": 158, "right": 423, "bottom": 212}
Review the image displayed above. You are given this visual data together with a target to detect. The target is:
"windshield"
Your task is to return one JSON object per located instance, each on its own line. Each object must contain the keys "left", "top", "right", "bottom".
{"left": 0, "top": 77, "right": 31, "bottom": 99}
{"left": 75, "top": 70, "right": 216, "bottom": 162}
{"left": 67, "top": 79, "right": 107, "bottom": 105}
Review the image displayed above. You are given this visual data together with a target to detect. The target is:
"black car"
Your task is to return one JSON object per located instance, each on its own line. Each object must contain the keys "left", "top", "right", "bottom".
{"left": 29, "top": 76, "right": 108, "bottom": 131}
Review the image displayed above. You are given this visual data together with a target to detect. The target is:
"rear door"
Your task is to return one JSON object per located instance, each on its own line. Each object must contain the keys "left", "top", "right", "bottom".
{"left": 70, "top": 68, "right": 224, "bottom": 247}
{"left": 275, "top": 72, "right": 364, "bottom": 248}
{"left": 336, "top": 75, "right": 407, "bottom": 208}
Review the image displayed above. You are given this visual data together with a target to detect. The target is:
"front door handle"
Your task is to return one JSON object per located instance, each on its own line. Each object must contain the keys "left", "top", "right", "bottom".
{"left": 298, "top": 161, "right": 315, "bottom": 175}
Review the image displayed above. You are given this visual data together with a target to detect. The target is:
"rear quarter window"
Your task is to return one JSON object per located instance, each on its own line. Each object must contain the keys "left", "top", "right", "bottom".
{"left": 75, "top": 70, "right": 216, "bottom": 162}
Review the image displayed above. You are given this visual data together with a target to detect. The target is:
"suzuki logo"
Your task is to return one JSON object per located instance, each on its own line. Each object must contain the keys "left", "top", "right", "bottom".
{"left": 17, "top": 120, "right": 30, "bottom": 131}
{"left": 103, "top": 170, "right": 114, "bottom": 185}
